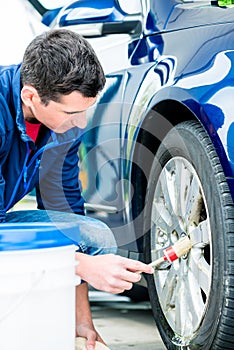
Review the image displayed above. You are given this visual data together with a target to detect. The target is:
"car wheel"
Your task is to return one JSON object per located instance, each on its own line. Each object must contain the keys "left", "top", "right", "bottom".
{"left": 143, "top": 120, "right": 234, "bottom": 349}
{"left": 120, "top": 284, "right": 149, "bottom": 302}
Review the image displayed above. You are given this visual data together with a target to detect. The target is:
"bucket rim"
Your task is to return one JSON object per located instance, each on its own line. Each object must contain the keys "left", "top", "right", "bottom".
{"left": 0, "top": 222, "right": 78, "bottom": 251}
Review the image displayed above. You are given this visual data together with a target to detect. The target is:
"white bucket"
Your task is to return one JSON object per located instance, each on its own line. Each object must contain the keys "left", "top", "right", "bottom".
{"left": 0, "top": 223, "right": 81, "bottom": 350}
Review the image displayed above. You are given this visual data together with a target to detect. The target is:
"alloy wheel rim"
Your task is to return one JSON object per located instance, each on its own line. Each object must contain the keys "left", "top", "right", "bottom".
{"left": 150, "top": 156, "right": 212, "bottom": 342}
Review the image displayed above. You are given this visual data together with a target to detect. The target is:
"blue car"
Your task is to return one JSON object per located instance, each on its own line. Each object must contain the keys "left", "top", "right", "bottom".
{"left": 38, "top": 0, "right": 234, "bottom": 349}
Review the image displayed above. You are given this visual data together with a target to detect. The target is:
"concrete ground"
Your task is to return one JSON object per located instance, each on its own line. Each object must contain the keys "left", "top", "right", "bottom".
{"left": 89, "top": 291, "right": 167, "bottom": 350}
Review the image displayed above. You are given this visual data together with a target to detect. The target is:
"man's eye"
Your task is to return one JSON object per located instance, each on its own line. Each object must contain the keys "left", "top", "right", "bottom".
{"left": 65, "top": 111, "right": 82, "bottom": 116}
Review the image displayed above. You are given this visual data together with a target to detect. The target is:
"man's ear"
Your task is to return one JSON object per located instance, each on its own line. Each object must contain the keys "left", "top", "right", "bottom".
{"left": 21, "top": 85, "right": 40, "bottom": 108}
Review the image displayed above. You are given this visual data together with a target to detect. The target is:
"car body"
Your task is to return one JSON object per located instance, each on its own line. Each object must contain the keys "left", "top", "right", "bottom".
{"left": 36, "top": 0, "right": 234, "bottom": 349}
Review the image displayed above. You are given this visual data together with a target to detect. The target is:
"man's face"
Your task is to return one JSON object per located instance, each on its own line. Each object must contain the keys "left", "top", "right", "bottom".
{"left": 25, "top": 90, "right": 97, "bottom": 133}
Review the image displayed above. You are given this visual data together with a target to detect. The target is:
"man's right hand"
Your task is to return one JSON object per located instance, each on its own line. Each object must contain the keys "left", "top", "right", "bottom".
{"left": 75, "top": 253, "right": 154, "bottom": 294}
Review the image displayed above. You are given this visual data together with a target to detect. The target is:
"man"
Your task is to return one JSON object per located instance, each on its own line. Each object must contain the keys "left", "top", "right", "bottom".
{"left": 0, "top": 29, "right": 153, "bottom": 349}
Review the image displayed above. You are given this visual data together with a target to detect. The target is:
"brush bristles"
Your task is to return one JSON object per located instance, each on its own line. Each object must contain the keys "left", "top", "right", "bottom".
{"left": 173, "top": 236, "right": 192, "bottom": 258}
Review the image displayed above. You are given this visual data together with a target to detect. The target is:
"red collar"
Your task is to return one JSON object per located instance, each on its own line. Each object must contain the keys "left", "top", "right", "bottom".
{"left": 25, "top": 121, "right": 41, "bottom": 142}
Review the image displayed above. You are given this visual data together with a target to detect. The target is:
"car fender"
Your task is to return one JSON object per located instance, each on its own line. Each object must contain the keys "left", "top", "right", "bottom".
{"left": 125, "top": 50, "right": 234, "bottom": 196}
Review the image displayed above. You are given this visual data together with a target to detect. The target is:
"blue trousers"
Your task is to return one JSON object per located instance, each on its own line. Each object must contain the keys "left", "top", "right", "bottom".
{"left": 6, "top": 210, "right": 117, "bottom": 256}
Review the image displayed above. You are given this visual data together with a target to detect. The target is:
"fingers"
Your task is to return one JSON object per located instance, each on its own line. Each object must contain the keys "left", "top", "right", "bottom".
{"left": 86, "top": 335, "right": 107, "bottom": 350}
{"left": 118, "top": 256, "right": 154, "bottom": 275}
{"left": 105, "top": 260, "right": 150, "bottom": 294}
{"left": 117, "top": 269, "right": 142, "bottom": 285}
{"left": 102, "top": 276, "right": 134, "bottom": 294}
{"left": 86, "top": 330, "right": 97, "bottom": 350}
{"left": 130, "top": 263, "right": 154, "bottom": 275}
{"left": 75, "top": 253, "right": 154, "bottom": 295}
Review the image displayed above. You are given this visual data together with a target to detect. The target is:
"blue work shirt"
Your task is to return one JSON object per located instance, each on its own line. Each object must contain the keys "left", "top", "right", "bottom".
{"left": 0, "top": 64, "right": 85, "bottom": 222}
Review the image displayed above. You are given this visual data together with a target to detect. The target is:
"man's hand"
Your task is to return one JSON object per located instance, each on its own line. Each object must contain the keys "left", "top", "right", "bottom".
{"left": 75, "top": 253, "right": 154, "bottom": 294}
{"left": 76, "top": 283, "right": 106, "bottom": 350}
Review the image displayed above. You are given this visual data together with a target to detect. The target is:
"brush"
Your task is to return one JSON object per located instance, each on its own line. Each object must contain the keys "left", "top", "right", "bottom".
{"left": 149, "top": 236, "right": 192, "bottom": 270}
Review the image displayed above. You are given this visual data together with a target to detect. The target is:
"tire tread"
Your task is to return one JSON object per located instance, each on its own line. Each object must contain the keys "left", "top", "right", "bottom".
{"left": 184, "top": 121, "right": 234, "bottom": 350}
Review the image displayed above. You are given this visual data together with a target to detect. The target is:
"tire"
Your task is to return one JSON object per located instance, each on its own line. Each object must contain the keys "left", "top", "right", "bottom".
{"left": 143, "top": 120, "right": 234, "bottom": 349}
{"left": 120, "top": 284, "right": 149, "bottom": 302}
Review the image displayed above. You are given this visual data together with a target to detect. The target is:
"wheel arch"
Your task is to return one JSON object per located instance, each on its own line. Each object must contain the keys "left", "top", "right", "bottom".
{"left": 130, "top": 99, "right": 197, "bottom": 252}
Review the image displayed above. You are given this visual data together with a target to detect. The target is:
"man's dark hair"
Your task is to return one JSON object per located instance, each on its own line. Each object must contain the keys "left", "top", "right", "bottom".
{"left": 21, "top": 29, "right": 106, "bottom": 105}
